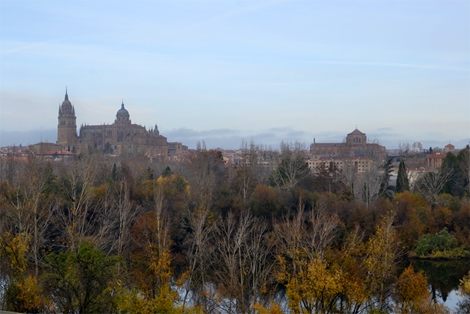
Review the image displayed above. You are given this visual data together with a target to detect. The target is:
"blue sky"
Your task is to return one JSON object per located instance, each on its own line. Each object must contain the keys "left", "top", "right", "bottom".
{"left": 0, "top": 0, "right": 469, "bottom": 149}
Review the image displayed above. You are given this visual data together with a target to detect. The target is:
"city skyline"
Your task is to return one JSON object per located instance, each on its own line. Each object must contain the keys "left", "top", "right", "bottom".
{"left": 1, "top": 1, "right": 469, "bottom": 149}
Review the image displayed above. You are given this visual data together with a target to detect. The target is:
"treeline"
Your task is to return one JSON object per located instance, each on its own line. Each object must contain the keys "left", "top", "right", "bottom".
{"left": 0, "top": 143, "right": 469, "bottom": 313}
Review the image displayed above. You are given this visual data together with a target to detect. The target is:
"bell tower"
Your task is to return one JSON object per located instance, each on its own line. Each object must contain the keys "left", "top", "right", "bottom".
{"left": 57, "top": 89, "right": 77, "bottom": 146}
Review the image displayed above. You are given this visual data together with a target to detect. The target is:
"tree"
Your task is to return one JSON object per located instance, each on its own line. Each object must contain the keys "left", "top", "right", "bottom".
{"left": 55, "top": 154, "right": 101, "bottom": 248}
{"left": 414, "top": 228, "right": 467, "bottom": 258}
{"left": 458, "top": 148, "right": 470, "bottom": 197}
{"left": 393, "top": 191, "right": 429, "bottom": 251}
{"left": 394, "top": 266, "right": 449, "bottom": 314}
{"left": 112, "top": 180, "right": 140, "bottom": 257}
{"left": 185, "top": 145, "right": 225, "bottom": 211}
{"left": 279, "top": 255, "right": 343, "bottom": 313}
{"left": 275, "top": 198, "right": 340, "bottom": 313}
{"left": 414, "top": 164, "right": 452, "bottom": 209}
{"left": 211, "top": 212, "right": 274, "bottom": 313}
{"left": 42, "top": 240, "right": 120, "bottom": 313}
{"left": 0, "top": 232, "right": 49, "bottom": 312}
{"left": 359, "top": 159, "right": 385, "bottom": 208}
{"left": 0, "top": 157, "right": 58, "bottom": 277}
{"left": 457, "top": 271, "right": 470, "bottom": 314}
{"left": 123, "top": 176, "right": 182, "bottom": 313}
{"left": 396, "top": 160, "right": 410, "bottom": 194}
{"left": 365, "top": 212, "right": 401, "bottom": 313}
{"left": 379, "top": 157, "right": 395, "bottom": 199}
{"left": 269, "top": 141, "right": 309, "bottom": 190}
{"left": 398, "top": 142, "right": 411, "bottom": 156}
{"left": 331, "top": 226, "right": 369, "bottom": 314}
{"left": 182, "top": 207, "right": 214, "bottom": 312}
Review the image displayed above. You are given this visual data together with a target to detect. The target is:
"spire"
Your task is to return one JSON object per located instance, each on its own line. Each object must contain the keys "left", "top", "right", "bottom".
{"left": 121, "top": 99, "right": 124, "bottom": 109}
{"left": 65, "top": 87, "right": 68, "bottom": 101}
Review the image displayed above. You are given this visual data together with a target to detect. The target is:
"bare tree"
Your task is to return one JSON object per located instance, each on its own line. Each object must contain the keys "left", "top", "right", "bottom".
{"left": 275, "top": 196, "right": 339, "bottom": 265}
{"left": 182, "top": 207, "right": 214, "bottom": 311}
{"left": 270, "top": 141, "right": 309, "bottom": 190}
{"left": 211, "top": 212, "right": 274, "bottom": 314}
{"left": 414, "top": 164, "right": 452, "bottom": 209}
{"left": 233, "top": 140, "right": 259, "bottom": 209}
{"left": 398, "top": 142, "right": 411, "bottom": 156}
{"left": 113, "top": 180, "right": 139, "bottom": 257}
{"left": 0, "top": 156, "right": 58, "bottom": 277}
{"left": 56, "top": 154, "right": 101, "bottom": 248}
{"left": 274, "top": 201, "right": 307, "bottom": 279}
{"left": 305, "top": 202, "right": 340, "bottom": 259}
{"left": 340, "top": 158, "right": 359, "bottom": 197}
{"left": 358, "top": 159, "right": 385, "bottom": 208}
{"left": 184, "top": 142, "right": 225, "bottom": 211}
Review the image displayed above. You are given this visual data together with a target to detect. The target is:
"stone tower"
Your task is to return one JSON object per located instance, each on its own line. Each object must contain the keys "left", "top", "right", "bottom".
{"left": 57, "top": 89, "right": 77, "bottom": 146}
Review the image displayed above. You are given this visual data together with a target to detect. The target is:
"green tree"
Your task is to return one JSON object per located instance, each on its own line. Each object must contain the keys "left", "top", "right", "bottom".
{"left": 161, "top": 166, "right": 172, "bottom": 177}
{"left": 441, "top": 152, "right": 467, "bottom": 197}
{"left": 42, "top": 240, "right": 120, "bottom": 313}
{"left": 379, "top": 158, "right": 395, "bottom": 199}
{"left": 396, "top": 160, "right": 410, "bottom": 194}
{"left": 414, "top": 228, "right": 467, "bottom": 258}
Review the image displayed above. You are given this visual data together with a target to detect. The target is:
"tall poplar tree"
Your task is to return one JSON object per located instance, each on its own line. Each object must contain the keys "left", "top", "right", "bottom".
{"left": 396, "top": 160, "right": 410, "bottom": 193}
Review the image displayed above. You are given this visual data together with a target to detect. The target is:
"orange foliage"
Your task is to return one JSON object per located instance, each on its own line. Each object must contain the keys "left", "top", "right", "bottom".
{"left": 430, "top": 207, "right": 452, "bottom": 233}
{"left": 395, "top": 266, "right": 449, "bottom": 314}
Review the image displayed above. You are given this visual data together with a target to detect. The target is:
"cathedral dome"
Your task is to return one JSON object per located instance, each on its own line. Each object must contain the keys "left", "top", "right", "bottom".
{"left": 115, "top": 101, "right": 131, "bottom": 124}
{"left": 117, "top": 102, "right": 129, "bottom": 116}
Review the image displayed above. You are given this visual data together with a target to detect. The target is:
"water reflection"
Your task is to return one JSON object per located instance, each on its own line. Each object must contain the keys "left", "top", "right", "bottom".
{"left": 410, "top": 258, "right": 470, "bottom": 303}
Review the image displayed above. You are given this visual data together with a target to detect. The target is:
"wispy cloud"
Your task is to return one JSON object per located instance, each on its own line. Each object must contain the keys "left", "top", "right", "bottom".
{"left": 0, "top": 38, "right": 67, "bottom": 55}
{"left": 308, "top": 60, "right": 469, "bottom": 72}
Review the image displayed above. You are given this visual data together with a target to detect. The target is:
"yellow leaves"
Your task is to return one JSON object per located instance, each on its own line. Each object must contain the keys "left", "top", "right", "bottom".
{"left": 93, "top": 182, "right": 109, "bottom": 199}
{"left": 396, "top": 266, "right": 429, "bottom": 306}
{"left": 365, "top": 212, "right": 398, "bottom": 280}
{"left": 254, "top": 302, "right": 285, "bottom": 314}
{"left": 395, "top": 266, "right": 450, "bottom": 314}
{"left": 280, "top": 255, "right": 343, "bottom": 313}
{"left": 15, "top": 275, "right": 51, "bottom": 313}
{"left": 459, "top": 271, "right": 470, "bottom": 296}
{"left": 156, "top": 173, "right": 190, "bottom": 197}
{"left": 148, "top": 248, "right": 172, "bottom": 283}
{"left": 303, "top": 258, "right": 342, "bottom": 300}
{"left": 0, "top": 232, "right": 29, "bottom": 276}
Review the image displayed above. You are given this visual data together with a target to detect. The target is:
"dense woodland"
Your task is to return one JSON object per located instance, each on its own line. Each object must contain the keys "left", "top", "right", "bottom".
{"left": 0, "top": 142, "right": 469, "bottom": 314}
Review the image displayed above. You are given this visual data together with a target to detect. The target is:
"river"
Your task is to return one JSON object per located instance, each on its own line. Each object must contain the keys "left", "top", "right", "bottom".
{"left": 410, "top": 258, "right": 470, "bottom": 312}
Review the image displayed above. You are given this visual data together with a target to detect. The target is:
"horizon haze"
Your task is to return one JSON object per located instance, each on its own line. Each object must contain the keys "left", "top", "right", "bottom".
{"left": 1, "top": 1, "right": 469, "bottom": 150}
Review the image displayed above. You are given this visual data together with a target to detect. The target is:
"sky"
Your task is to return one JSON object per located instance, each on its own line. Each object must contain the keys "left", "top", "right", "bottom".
{"left": 0, "top": 0, "right": 469, "bottom": 150}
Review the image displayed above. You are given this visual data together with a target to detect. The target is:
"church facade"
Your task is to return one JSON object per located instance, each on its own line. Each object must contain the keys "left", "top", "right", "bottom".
{"left": 308, "top": 129, "right": 387, "bottom": 174}
{"left": 310, "top": 128, "right": 386, "bottom": 158}
{"left": 57, "top": 90, "right": 185, "bottom": 157}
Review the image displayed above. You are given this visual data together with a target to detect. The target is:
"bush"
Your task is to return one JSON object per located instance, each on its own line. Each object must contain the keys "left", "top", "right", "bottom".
{"left": 414, "top": 228, "right": 468, "bottom": 258}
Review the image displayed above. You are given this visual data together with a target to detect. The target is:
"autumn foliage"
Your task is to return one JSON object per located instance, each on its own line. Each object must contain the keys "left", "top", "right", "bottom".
{"left": 0, "top": 148, "right": 469, "bottom": 313}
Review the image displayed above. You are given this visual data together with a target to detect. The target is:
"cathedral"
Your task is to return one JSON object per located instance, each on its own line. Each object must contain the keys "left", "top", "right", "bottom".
{"left": 57, "top": 90, "right": 185, "bottom": 157}
{"left": 310, "top": 128, "right": 386, "bottom": 158}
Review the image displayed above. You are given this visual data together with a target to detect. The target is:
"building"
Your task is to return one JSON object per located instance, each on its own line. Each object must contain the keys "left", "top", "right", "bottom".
{"left": 411, "top": 142, "right": 423, "bottom": 153}
{"left": 307, "top": 156, "right": 372, "bottom": 173}
{"left": 310, "top": 128, "right": 386, "bottom": 158}
{"left": 308, "top": 129, "right": 386, "bottom": 174}
{"left": 444, "top": 143, "right": 455, "bottom": 153}
{"left": 57, "top": 90, "right": 187, "bottom": 157}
